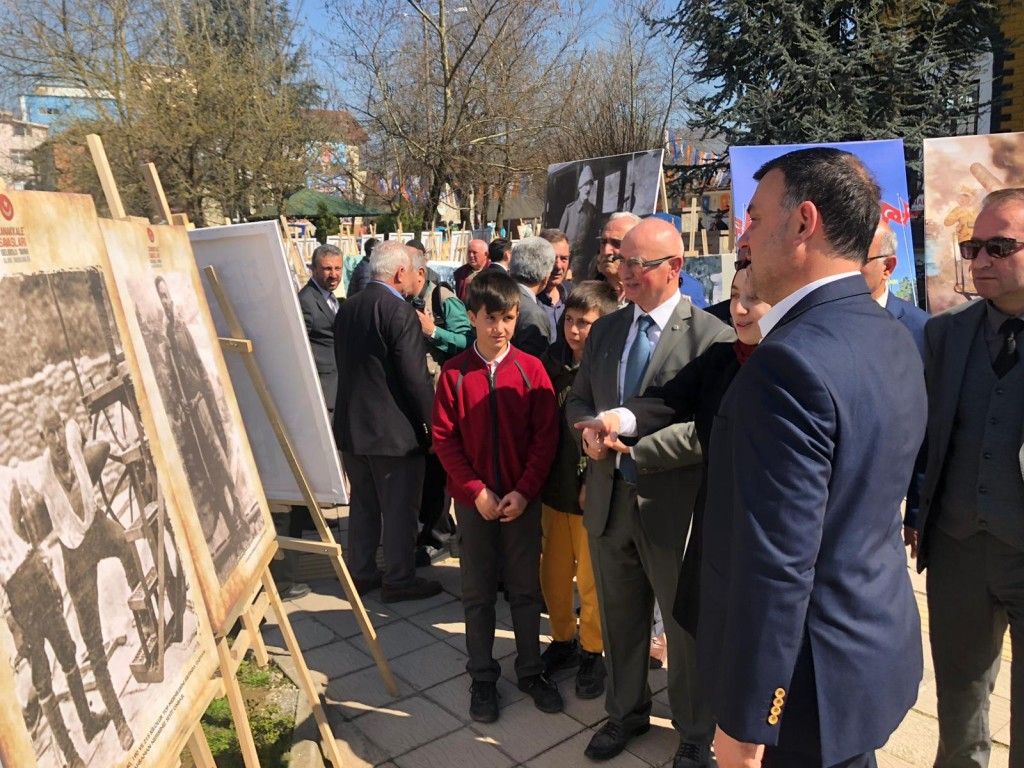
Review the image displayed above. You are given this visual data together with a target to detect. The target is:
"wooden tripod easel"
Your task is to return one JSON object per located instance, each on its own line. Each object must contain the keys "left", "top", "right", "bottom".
{"left": 86, "top": 134, "right": 352, "bottom": 767}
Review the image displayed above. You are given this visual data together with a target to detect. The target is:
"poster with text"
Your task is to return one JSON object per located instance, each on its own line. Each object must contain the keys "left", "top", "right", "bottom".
{"left": 543, "top": 149, "right": 665, "bottom": 279}
{"left": 0, "top": 191, "right": 216, "bottom": 768}
{"left": 101, "top": 220, "right": 277, "bottom": 633}
{"left": 923, "top": 132, "right": 1024, "bottom": 313}
{"left": 731, "top": 139, "right": 918, "bottom": 304}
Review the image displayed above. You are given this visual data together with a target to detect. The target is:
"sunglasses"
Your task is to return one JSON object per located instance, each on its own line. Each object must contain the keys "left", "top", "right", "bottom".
{"left": 734, "top": 257, "right": 751, "bottom": 270}
{"left": 959, "top": 237, "right": 1024, "bottom": 260}
{"left": 597, "top": 237, "right": 623, "bottom": 249}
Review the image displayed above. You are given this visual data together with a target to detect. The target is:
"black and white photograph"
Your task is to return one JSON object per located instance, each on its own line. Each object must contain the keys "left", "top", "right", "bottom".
{"left": 0, "top": 268, "right": 212, "bottom": 768}
{"left": 543, "top": 149, "right": 665, "bottom": 278}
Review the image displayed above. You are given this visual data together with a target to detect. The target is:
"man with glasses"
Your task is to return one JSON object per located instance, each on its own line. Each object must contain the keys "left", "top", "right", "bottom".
{"left": 917, "top": 187, "right": 1024, "bottom": 768}
{"left": 862, "top": 218, "right": 929, "bottom": 355}
{"left": 566, "top": 217, "right": 732, "bottom": 767}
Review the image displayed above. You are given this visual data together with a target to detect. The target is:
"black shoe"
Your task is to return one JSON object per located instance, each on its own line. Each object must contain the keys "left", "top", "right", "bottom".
{"left": 380, "top": 577, "right": 443, "bottom": 603}
{"left": 584, "top": 719, "right": 650, "bottom": 761}
{"left": 352, "top": 573, "right": 382, "bottom": 596}
{"left": 542, "top": 638, "right": 581, "bottom": 675}
{"left": 279, "top": 582, "right": 312, "bottom": 601}
{"left": 575, "top": 651, "right": 606, "bottom": 699}
{"left": 517, "top": 673, "right": 564, "bottom": 713}
{"left": 415, "top": 544, "right": 445, "bottom": 568}
{"left": 469, "top": 680, "right": 499, "bottom": 723}
{"left": 672, "top": 741, "right": 710, "bottom": 768}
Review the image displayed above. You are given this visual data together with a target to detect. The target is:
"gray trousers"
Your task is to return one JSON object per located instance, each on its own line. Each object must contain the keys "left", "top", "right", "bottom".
{"left": 588, "top": 477, "right": 713, "bottom": 742}
{"left": 927, "top": 529, "right": 1024, "bottom": 768}
{"left": 342, "top": 452, "right": 423, "bottom": 588}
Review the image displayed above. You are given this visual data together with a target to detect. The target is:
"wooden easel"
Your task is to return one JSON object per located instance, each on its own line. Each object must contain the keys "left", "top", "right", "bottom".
{"left": 87, "top": 134, "right": 350, "bottom": 767}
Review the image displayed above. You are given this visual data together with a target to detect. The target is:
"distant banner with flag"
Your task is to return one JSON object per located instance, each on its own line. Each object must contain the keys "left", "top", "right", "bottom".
{"left": 730, "top": 139, "right": 917, "bottom": 303}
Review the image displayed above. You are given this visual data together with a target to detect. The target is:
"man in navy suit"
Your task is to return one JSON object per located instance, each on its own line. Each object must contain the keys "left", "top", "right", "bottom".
{"left": 706, "top": 148, "right": 926, "bottom": 768}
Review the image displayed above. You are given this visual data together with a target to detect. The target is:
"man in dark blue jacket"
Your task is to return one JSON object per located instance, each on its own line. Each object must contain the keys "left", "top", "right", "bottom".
{"left": 703, "top": 149, "right": 926, "bottom": 768}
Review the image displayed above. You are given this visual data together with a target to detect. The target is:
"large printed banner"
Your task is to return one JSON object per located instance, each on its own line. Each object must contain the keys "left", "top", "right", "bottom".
{"left": 731, "top": 140, "right": 918, "bottom": 304}
{"left": 923, "top": 132, "right": 1024, "bottom": 313}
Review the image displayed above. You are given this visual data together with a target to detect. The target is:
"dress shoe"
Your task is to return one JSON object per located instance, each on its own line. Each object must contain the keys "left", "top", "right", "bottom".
{"left": 584, "top": 719, "right": 650, "bottom": 760}
{"left": 469, "top": 680, "right": 500, "bottom": 723}
{"left": 575, "top": 650, "right": 606, "bottom": 699}
{"left": 672, "top": 740, "right": 710, "bottom": 768}
{"left": 352, "top": 573, "right": 383, "bottom": 595}
{"left": 517, "top": 673, "right": 564, "bottom": 713}
{"left": 380, "top": 577, "right": 443, "bottom": 603}
{"left": 542, "top": 638, "right": 580, "bottom": 675}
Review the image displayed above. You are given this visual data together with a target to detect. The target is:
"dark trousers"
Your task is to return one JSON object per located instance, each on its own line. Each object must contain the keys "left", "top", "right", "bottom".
{"left": 455, "top": 500, "right": 544, "bottom": 682}
{"left": 927, "top": 528, "right": 1024, "bottom": 768}
{"left": 343, "top": 452, "right": 423, "bottom": 588}
{"left": 762, "top": 748, "right": 877, "bottom": 768}
{"left": 589, "top": 478, "right": 713, "bottom": 742}
{"left": 417, "top": 452, "right": 453, "bottom": 548}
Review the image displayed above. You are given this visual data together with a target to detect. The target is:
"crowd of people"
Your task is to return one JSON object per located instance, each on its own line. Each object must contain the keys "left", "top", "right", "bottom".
{"left": 292, "top": 147, "right": 1024, "bottom": 768}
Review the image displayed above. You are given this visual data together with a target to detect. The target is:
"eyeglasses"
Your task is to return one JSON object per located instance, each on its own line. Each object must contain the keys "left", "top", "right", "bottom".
{"left": 734, "top": 257, "right": 751, "bottom": 270}
{"left": 864, "top": 252, "right": 896, "bottom": 263}
{"left": 597, "top": 237, "right": 623, "bottom": 249}
{"left": 959, "top": 238, "right": 1024, "bottom": 260}
{"left": 610, "top": 254, "right": 677, "bottom": 271}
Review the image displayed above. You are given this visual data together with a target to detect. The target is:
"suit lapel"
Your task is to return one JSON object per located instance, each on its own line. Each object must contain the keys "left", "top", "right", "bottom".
{"left": 641, "top": 299, "right": 692, "bottom": 390}
{"left": 602, "top": 308, "right": 633, "bottom": 406}
{"left": 933, "top": 302, "right": 985, "bottom": 461}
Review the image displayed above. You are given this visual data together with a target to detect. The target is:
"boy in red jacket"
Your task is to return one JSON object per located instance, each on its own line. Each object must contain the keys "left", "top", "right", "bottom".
{"left": 433, "top": 270, "right": 560, "bottom": 724}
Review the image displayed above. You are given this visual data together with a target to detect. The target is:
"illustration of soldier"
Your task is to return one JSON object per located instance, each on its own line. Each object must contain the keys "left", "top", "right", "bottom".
{"left": 943, "top": 185, "right": 979, "bottom": 244}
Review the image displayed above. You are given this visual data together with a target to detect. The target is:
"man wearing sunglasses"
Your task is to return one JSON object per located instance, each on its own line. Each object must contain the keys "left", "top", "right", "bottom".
{"left": 917, "top": 187, "right": 1024, "bottom": 768}
{"left": 567, "top": 217, "right": 732, "bottom": 767}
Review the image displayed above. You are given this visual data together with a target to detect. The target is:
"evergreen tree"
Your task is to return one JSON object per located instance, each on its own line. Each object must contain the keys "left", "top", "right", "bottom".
{"left": 658, "top": 0, "right": 1003, "bottom": 169}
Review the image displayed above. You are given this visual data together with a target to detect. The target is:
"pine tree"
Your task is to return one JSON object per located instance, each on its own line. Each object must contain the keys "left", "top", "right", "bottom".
{"left": 658, "top": 0, "right": 1003, "bottom": 169}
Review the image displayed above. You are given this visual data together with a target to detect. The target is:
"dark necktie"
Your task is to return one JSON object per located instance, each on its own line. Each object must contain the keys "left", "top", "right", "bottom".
{"left": 619, "top": 315, "right": 655, "bottom": 483}
{"left": 993, "top": 317, "right": 1024, "bottom": 378}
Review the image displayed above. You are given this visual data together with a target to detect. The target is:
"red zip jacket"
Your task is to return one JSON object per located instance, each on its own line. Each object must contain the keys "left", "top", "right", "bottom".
{"left": 432, "top": 345, "right": 559, "bottom": 508}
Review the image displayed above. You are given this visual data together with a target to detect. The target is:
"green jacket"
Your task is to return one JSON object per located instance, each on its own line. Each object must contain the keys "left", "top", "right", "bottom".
{"left": 420, "top": 282, "right": 472, "bottom": 381}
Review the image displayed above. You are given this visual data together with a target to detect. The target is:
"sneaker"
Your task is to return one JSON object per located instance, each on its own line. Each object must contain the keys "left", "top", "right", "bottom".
{"left": 542, "top": 638, "right": 581, "bottom": 675}
{"left": 380, "top": 577, "right": 443, "bottom": 603}
{"left": 584, "top": 719, "right": 651, "bottom": 760}
{"left": 672, "top": 740, "right": 711, "bottom": 768}
{"left": 469, "top": 680, "right": 499, "bottom": 723}
{"left": 279, "top": 582, "right": 311, "bottom": 601}
{"left": 415, "top": 544, "right": 446, "bottom": 568}
{"left": 575, "top": 650, "right": 606, "bottom": 699}
{"left": 517, "top": 673, "right": 564, "bottom": 713}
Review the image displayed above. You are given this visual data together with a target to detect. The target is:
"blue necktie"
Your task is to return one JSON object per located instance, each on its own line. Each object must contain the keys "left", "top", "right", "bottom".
{"left": 619, "top": 314, "right": 655, "bottom": 483}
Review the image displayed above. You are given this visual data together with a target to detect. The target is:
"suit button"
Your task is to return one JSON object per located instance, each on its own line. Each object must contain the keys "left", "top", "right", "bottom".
{"left": 984, "top": 452, "right": 992, "bottom": 460}
{"left": 767, "top": 714, "right": 780, "bottom": 726}
{"left": 774, "top": 688, "right": 786, "bottom": 698}
{"left": 996, "top": 388, "right": 1004, "bottom": 395}
{"left": 989, "top": 417, "right": 998, "bottom": 425}
{"left": 979, "top": 486, "right": 988, "bottom": 495}
{"left": 773, "top": 696, "right": 784, "bottom": 707}
{"left": 770, "top": 705, "right": 782, "bottom": 716}
{"left": 980, "top": 520, "right": 989, "bottom": 528}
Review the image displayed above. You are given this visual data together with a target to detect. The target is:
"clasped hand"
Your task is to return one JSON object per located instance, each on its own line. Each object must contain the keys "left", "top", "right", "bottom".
{"left": 474, "top": 488, "right": 528, "bottom": 522}
{"left": 573, "top": 413, "right": 629, "bottom": 460}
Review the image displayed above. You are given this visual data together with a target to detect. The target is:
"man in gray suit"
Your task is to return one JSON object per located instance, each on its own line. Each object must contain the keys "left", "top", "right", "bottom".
{"left": 567, "top": 217, "right": 733, "bottom": 767}
{"left": 917, "top": 187, "right": 1024, "bottom": 768}
{"left": 510, "top": 237, "right": 555, "bottom": 356}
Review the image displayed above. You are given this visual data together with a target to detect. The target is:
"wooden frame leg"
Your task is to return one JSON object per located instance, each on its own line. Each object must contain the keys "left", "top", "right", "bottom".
{"left": 217, "top": 637, "right": 262, "bottom": 768}
{"left": 262, "top": 571, "right": 347, "bottom": 767}
{"left": 242, "top": 605, "right": 270, "bottom": 668}
{"left": 187, "top": 726, "right": 219, "bottom": 768}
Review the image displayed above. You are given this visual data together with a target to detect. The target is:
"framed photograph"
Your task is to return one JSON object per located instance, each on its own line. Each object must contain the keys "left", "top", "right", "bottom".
{"left": 101, "top": 220, "right": 277, "bottom": 633}
{"left": 0, "top": 190, "right": 216, "bottom": 768}
{"left": 189, "top": 222, "right": 348, "bottom": 507}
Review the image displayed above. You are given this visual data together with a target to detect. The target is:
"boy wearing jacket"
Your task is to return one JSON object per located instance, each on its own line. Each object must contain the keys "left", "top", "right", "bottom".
{"left": 432, "top": 270, "right": 560, "bottom": 724}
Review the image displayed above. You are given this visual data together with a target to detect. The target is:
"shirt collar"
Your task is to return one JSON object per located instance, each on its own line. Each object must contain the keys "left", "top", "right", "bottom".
{"left": 517, "top": 282, "right": 538, "bottom": 303}
{"left": 311, "top": 278, "right": 336, "bottom": 303}
{"left": 874, "top": 289, "right": 889, "bottom": 309}
{"left": 633, "top": 291, "right": 681, "bottom": 330}
{"left": 371, "top": 280, "right": 404, "bottom": 301}
{"left": 758, "top": 272, "right": 861, "bottom": 338}
{"left": 986, "top": 301, "right": 1024, "bottom": 335}
{"left": 473, "top": 341, "right": 511, "bottom": 369}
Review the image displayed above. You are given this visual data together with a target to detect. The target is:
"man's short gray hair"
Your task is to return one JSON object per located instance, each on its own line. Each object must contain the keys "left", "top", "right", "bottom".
{"left": 370, "top": 240, "right": 412, "bottom": 280}
{"left": 311, "top": 243, "right": 342, "bottom": 269}
{"left": 607, "top": 211, "right": 642, "bottom": 227}
{"left": 510, "top": 237, "right": 556, "bottom": 286}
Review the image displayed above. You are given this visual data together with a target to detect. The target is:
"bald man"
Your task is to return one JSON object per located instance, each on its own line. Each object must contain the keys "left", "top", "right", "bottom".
{"left": 566, "top": 217, "right": 732, "bottom": 766}
{"left": 454, "top": 238, "right": 490, "bottom": 301}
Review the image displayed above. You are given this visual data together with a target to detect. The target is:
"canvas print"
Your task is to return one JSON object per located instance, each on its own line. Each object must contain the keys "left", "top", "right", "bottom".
{"left": 101, "top": 220, "right": 276, "bottom": 632}
{"left": 731, "top": 139, "right": 918, "bottom": 304}
{"left": 190, "top": 222, "right": 348, "bottom": 507}
{"left": 0, "top": 191, "right": 215, "bottom": 768}
{"left": 543, "top": 149, "right": 665, "bottom": 279}
{"left": 923, "top": 131, "right": 1024, "bottom": 312}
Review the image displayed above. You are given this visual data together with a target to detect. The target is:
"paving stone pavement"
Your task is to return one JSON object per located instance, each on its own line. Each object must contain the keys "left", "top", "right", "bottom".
{"left": 264, "top": 522, "right": 1012, "bottom": 768}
